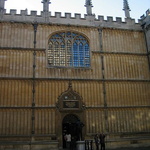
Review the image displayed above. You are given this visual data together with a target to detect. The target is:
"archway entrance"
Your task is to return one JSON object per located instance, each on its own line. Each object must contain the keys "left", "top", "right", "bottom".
{"left": 56, "top": 81, "right": 86, "bottom": 149}
{"left": 62, "top": 114, "right": 79, "bottom": 149}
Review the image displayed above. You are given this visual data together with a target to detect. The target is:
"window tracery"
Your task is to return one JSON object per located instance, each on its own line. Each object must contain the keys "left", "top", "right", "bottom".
{"left": 48, "top": 31, "right": 90, "bottom": 68}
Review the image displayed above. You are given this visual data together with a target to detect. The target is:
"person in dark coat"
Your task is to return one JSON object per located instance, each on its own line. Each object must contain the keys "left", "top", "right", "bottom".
{"left": 99, "top": 133, "right": 105, "bottom": 150}
{"left": 94, "top": 134, "right": 99, "bottom": 150}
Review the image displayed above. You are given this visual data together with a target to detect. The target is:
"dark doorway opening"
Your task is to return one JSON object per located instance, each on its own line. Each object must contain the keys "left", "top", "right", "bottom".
{"left": 62, "top": 114, "right": 79, "bottom": 149}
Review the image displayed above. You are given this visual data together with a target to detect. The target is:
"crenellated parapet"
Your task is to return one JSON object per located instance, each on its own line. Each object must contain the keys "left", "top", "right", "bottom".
{"left": 141, "top": 9, "right": 150, "bottom": 31}
{"left": 0, "top": 9, "right": 142, "bottom": 30}
{"left": 141, "top": 9, "right": 150, "bottom": 52}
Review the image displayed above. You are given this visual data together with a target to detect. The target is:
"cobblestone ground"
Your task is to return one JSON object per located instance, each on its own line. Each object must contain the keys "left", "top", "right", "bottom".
{"left": 1, "top": 146, "right": 150, "bottom": 150}
{"left": 63, "top": 146, "right": 150, "bottom": 150}
{"left": 107, "top": 146, "right": 150, "bottom": 150}
{"left": 61, "top": 147, "right": 150, "bottom": 150}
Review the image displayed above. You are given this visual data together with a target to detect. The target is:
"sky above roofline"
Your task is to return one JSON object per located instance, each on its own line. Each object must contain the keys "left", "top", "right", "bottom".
{"left": 5, "top": 0, "right": 150, "bottom": 22}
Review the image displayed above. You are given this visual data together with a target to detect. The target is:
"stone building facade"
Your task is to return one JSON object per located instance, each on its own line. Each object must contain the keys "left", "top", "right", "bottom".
{"left": 0, "top": 0, "right": 150, "bottom": 149}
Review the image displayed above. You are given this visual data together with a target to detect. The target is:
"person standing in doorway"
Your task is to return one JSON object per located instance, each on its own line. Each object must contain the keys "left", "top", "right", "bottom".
{"left": 99, "top": 133, "right": 105, "bottom": 150}
{"left": 65, "top": 133, "right": 71, "bottom": 149}
{"left": 94, "top": 134, "right": 99, "bottom": 150}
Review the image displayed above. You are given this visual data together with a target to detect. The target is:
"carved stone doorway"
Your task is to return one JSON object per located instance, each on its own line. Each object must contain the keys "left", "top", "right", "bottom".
{"left": 56, "top": 81, "right": 86, "bottom": 149}
{"left": 62, "top": 114, "right": 79, "bottom": 149}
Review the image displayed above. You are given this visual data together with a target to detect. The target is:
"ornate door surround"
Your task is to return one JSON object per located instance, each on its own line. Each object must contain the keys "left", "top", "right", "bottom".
{"left": 55, "top": 81, "right": 86, "bottom": 149}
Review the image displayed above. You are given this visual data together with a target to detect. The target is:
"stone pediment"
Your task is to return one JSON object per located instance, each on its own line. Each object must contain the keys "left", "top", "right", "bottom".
{"left": 56, "top": 81, "right": 85, "bottom": 112}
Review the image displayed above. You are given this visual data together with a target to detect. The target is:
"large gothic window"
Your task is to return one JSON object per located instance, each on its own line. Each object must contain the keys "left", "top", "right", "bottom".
{"left": 47, "top": 31, "right": 90, "bottom": 68}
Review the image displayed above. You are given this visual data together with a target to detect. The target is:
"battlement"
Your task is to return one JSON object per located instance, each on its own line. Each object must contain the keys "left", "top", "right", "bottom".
{"left": 0, "top": 9, "right": 142, "bottom": 30}
{"left": 141, "top": 9, "right": 150, "bottom": 19}
{"left": 140, "top": 9, "right": 150, "bottom": 30}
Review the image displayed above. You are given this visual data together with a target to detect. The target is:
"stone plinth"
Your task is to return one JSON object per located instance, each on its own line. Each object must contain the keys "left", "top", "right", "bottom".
{"left": 76, "top": 141, "right": 85, "bottom": 150}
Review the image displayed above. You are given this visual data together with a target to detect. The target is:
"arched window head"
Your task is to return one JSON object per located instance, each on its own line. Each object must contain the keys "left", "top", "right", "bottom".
{"left": 48, "top": 31, "right": 90, "bottom": 68}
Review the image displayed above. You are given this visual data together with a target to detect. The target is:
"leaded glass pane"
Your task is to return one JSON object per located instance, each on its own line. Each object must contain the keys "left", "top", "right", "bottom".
{"left": 48, "top": 31, "right": 90, "bottom": 68}
{"left": 73, "top": 42, "right": 78, "bottom": 67}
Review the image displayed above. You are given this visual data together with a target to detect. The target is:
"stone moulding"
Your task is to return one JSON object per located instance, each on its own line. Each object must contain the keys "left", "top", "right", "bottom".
{"left": 56, "top": 81, "right": 86, "bottom": 112}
